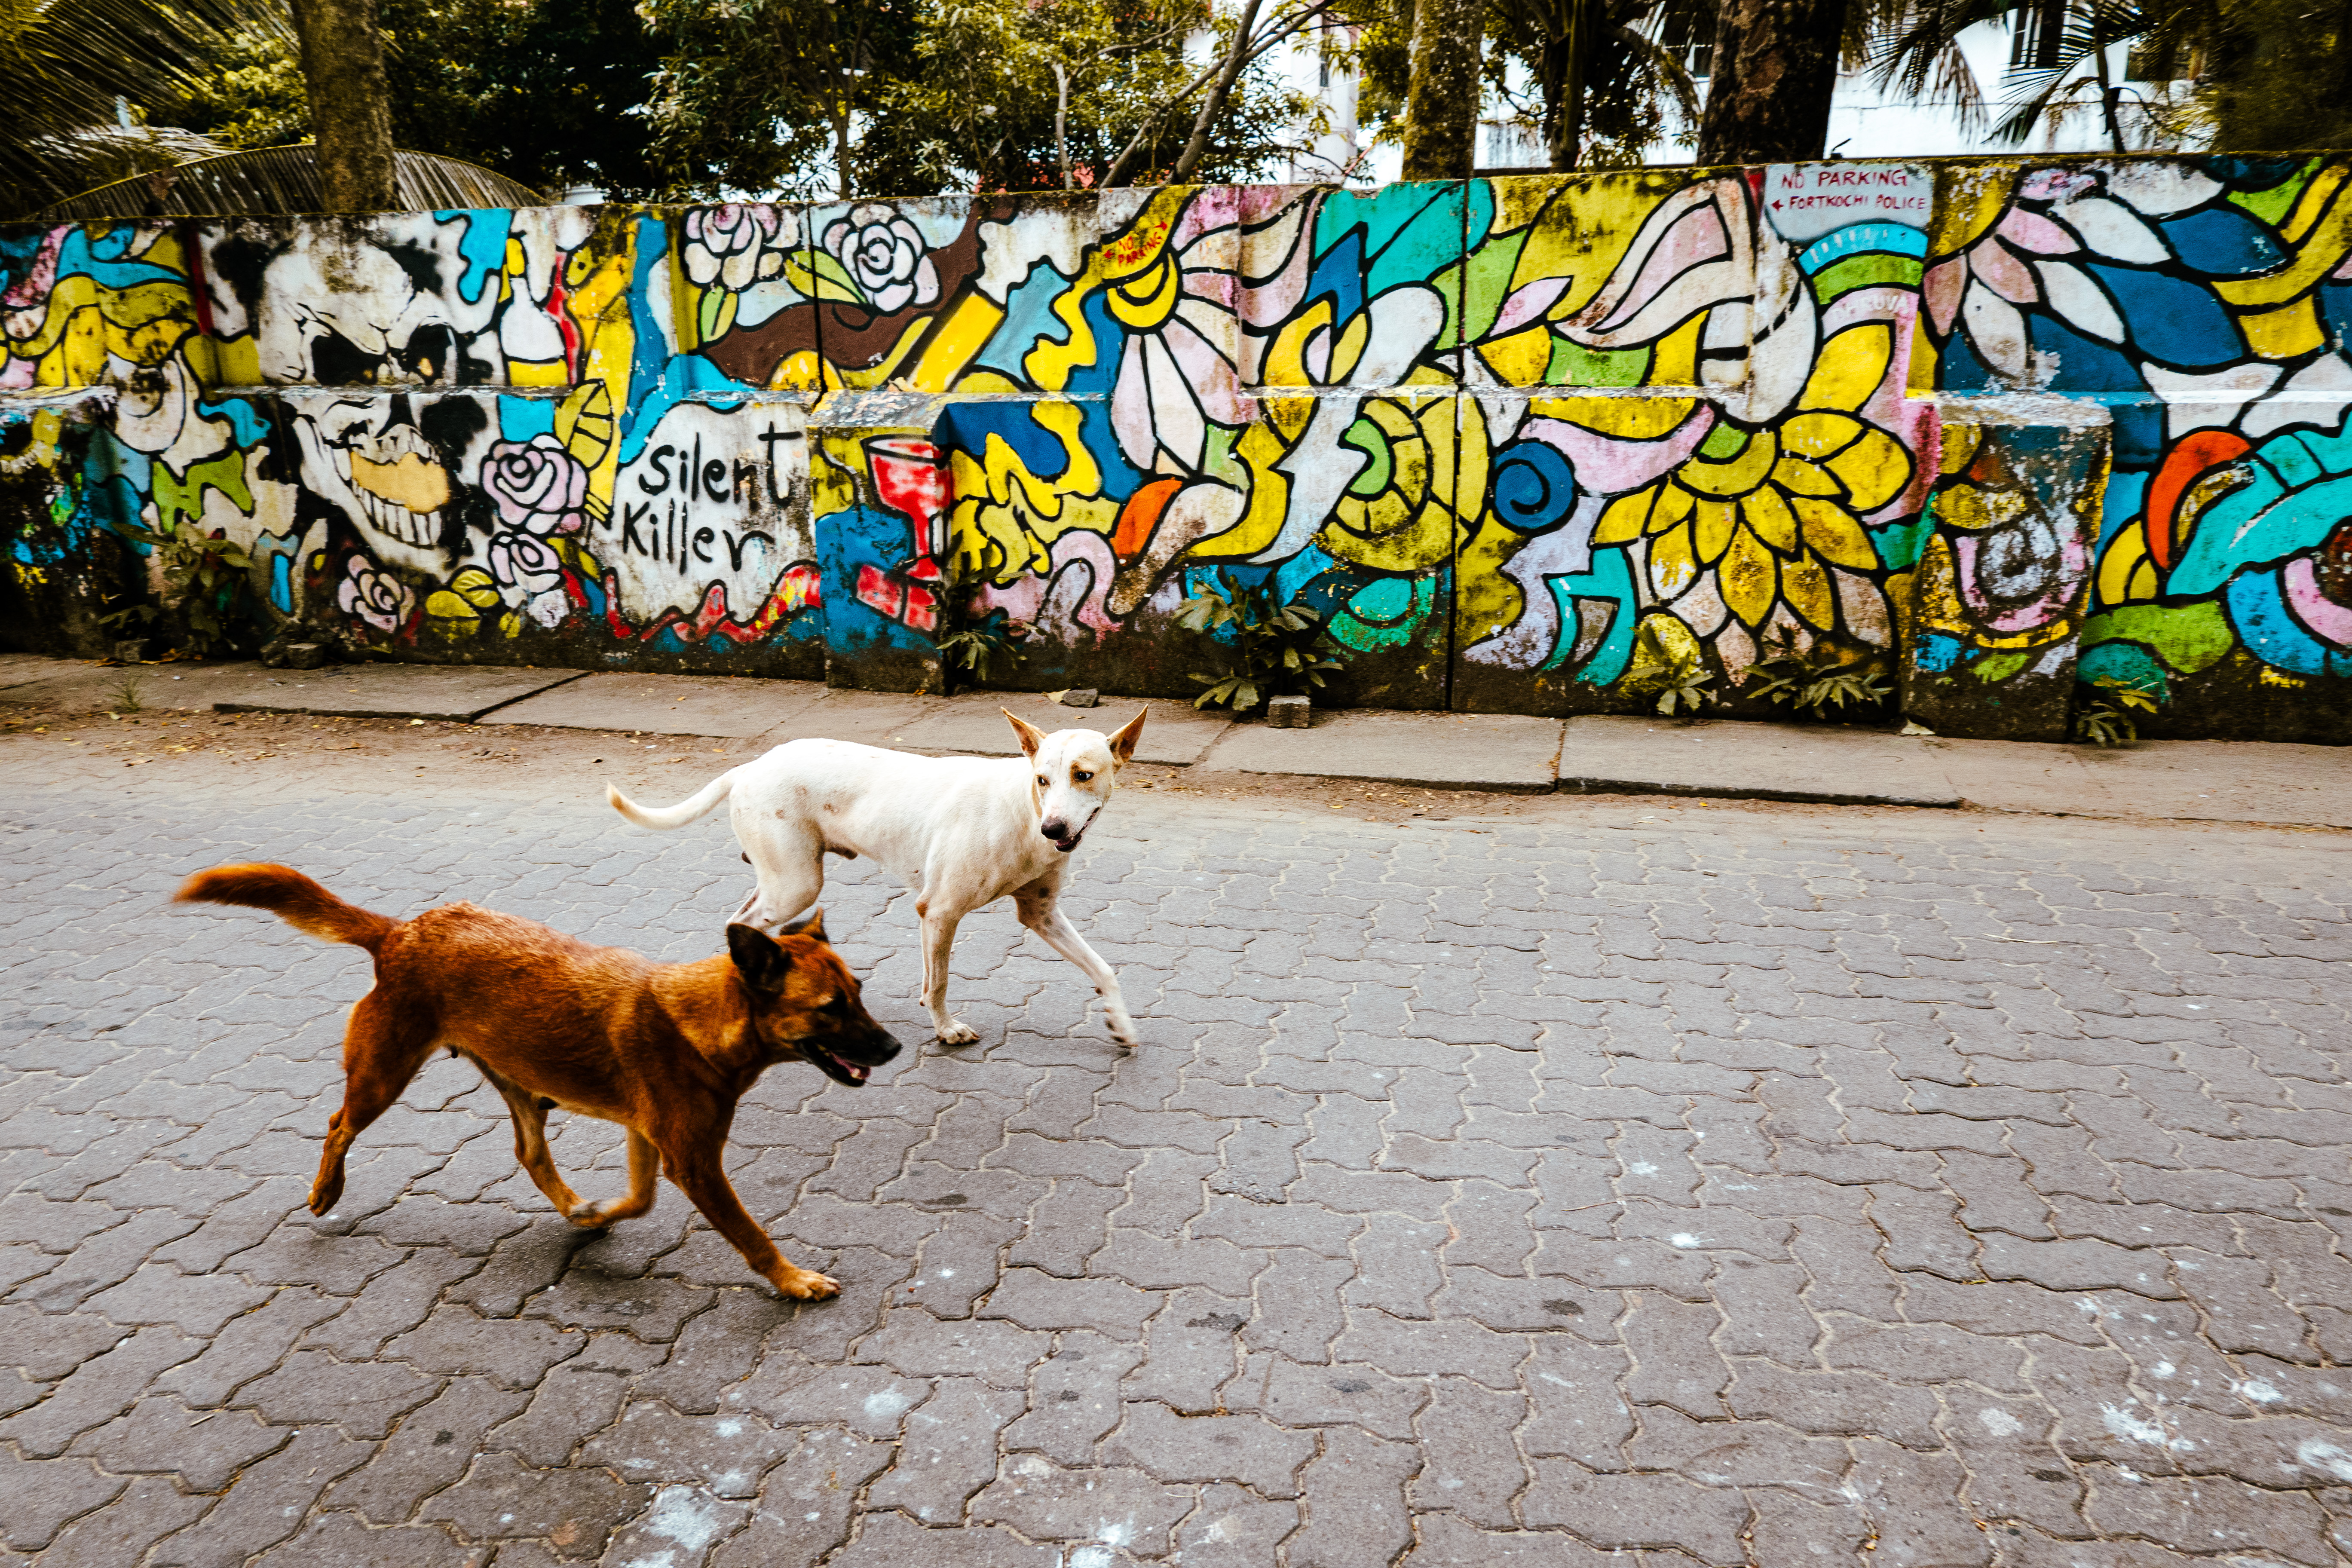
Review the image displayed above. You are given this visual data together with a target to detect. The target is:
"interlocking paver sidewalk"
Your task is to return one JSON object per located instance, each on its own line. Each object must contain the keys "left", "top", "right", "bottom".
{"left": 14, "top": 652, "right": 2352, "bottom": 824}
{"left": 3, "top": 725, "right": 2352, "bottom": 1564}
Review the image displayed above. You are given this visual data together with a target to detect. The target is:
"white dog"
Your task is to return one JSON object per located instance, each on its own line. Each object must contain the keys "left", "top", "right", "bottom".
{"left": 608, "top": 709, "right": 1148, "bottom": 1047}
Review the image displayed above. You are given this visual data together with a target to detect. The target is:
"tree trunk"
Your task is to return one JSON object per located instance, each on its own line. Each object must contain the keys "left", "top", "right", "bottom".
{"left": 1169, "top": 0, "right": 1267, "bottom": 185}
{"left": 832, "top": 98, "right": 854, "bottom": 198}
{"left": 2095, "top": 43, "right": 2124, "bottom": 153}
{"left": 1401, "top": 0, "right": 1482, "bottom": 180}
{"left": 1695, "top": 0, "right": 1846, "bottom": 165}
{"left": 287, "top": 0, "right": 395, "bottom": 212}
{"left": 1540, "top": 0, "right": 1589, "bottom": 172}
{"left": 1054, "top": 61, "right": 1072, "bottom": 187}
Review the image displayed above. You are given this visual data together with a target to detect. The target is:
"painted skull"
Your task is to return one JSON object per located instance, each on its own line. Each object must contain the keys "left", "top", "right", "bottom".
{"left": 290, "top": 395, "right": 472, "bottom": 572}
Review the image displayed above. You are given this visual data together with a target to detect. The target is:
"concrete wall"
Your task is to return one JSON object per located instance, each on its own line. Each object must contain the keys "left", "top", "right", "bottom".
{"left": 4, "top": 159, "right": 2349, "bottom": 741}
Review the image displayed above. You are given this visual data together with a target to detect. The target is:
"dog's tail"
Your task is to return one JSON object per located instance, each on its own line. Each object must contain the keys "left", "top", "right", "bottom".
{"left": 175, "top": 864, "right": 396, "bottom": 952}
{"left": 606, "top": 770, "right": 735, "bottom": 831}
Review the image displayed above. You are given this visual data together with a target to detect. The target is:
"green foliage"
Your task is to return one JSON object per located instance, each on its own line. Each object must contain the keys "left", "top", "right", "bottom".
{"left": 1330, "top": 0, "right": 1409, "bottom": 145}
{"left": 1743, "top": 633, "right": 1894, "bottom": 721}
{"left": 934, "top": 552, "right": 1029, "bottom": 685}
{"left": 14, "top": 0, "right": 1354, "bottom": 210}
{"left": 2073, "top": 675, "right": 2158, "bottom": 747}
{"left": 642, "top": 0, "right": 1313, "bottom": 199}
{"left": 895, "top": 0, "right": 1312, "bottom": 193}
{"left": 638, "top": 0, "right": 917, "bottom": 198}
{"left": 386, "top": 0, "right": 664, "bottom": 196}
{"left": 178, "top": 0, "right": 665, "bottom": 198}
{"left": 107, "top": 671, "right": 144, "bottom": 712}
{"left": 1333, "top": 0, "right": 1706, "bottom": 171}
{"left": 1344, "top": 0, "right": 2352, "bottom": 175}
{"left": 1864, "top": 0, "right": 2352, "bottom": 153}
{"left": 1493, "top": 0, "right": 1706, "bottom": 169}
{"left": 175, "top": 26, "right": 306, "bottom": 150}
{"left": 103, "top": 518, "right": 259, "bottom": 658}
{"left": 0, "top": 0, "right": 291, "bottom": 215}
{"left": 1619, "top": 619, "right": 1713, "bottom": 717}
{"left": 1176, "top": 570, "right": 1349, "bottom": 713}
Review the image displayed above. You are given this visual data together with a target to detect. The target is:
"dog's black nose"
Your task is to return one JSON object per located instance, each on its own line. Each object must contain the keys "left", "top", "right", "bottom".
{"left": 1040, "top": 819, "right": 1068, "bottom": 840}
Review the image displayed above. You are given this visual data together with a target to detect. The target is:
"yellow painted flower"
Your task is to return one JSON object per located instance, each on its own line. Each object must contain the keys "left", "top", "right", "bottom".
{"left": 1589, "top": 325, "right": 1914, "bottom": 641}
{"left": 1593, "top": 409, "right": 1908, "bottom": 632}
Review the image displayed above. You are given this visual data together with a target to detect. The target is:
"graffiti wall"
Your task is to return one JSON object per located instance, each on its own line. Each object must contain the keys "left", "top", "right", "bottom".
{"left": 0, "top": 208, "right": 823, "bottom": 677}
{"left": 5, "top": 156, "right": 2351, "bottom": 740}
{"left": 1918, "top": 158, "right": 2352, "bottom": 740}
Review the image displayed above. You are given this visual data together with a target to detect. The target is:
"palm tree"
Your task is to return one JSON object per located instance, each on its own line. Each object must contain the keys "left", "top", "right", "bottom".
{"left": 0, "top": 0, "right": 296, "bottom": 216}
{"left": 1864, "top": 0, "right": 2352, "bottom": 154}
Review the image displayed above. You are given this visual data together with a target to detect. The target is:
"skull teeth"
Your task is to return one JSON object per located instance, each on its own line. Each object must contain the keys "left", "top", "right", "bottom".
{"left": 354, "top": 486, "right": 439, "bottom": 547}
{"left": 326, "top": 418, "right": 446, "bottom": 548}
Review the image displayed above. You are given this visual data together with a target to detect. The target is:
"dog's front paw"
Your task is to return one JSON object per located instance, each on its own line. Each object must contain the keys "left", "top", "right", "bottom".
{"left": 566, "top": 1202, "right": 615, "bottom": 1229}
{"left": 935, "top": 1018, "right": 981, "bottom": 1046}
{"left": 775, "top": 1266, "right": 841, "bottom": 1299}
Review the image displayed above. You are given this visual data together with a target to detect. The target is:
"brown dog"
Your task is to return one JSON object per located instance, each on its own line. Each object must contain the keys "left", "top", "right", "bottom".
{"left": 176, "top": 864, "right": 900, "bottom": 1299}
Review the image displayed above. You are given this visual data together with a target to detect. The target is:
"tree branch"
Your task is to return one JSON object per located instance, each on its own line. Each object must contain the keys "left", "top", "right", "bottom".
{"left": 1100, "top": 0, "right": 1337, "bottom": 187}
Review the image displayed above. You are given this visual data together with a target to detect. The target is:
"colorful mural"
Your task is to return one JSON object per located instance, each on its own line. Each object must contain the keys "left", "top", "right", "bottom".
{"left": 5, "top": 156, "right": 2352, "bottom": 738}
{"left": 1917, "top": 157, "right": 2352, "bottom": 735}
{"left": 0, "top": 207, "right": 822, "bottom": 674}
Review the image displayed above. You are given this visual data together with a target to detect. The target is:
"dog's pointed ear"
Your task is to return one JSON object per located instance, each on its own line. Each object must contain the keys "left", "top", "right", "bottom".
{"left": 1003, "top": 707, "right": 1048, "bottom": 760}
{"left": 727, "top": 922, "right": 793, "bottom": 992}
{"left": 782, "top": 908, "right": 828, "bottom": 943}
{"left": 1107, "top": 707, "right": 1148, "bottom": 765}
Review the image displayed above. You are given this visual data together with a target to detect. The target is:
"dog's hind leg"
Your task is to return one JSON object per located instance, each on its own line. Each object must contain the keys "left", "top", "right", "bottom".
{"left": 479, "top": 1070, "right": 592, "bottom": 1222}
{"left": 735, "top": 817, "right": 827, "bottom": 934}
{"left": 661, "top": 1143, "right": 838, "bottom": 1299}
{"left": 312, "top": 991, "right": 435, "bottom": 1216}
{"left": 1014, "top": 882, "right": 1138, "bottom": 1047}
{"left": 571, "top": 1129, "right": 660, "bottom": 1228}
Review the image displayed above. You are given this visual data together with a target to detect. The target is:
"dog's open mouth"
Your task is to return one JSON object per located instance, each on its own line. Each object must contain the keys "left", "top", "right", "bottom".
{"left": 801, "top": 1043, "right": 873, "bottom": 1085}
{"left": 1050, "top": 832, "right": 1082, "bottom": 854}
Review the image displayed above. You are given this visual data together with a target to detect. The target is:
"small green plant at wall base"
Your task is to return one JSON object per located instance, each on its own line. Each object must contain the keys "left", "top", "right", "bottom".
{"left": 1620, "top": 622, "right": 1714, "bottom": 717}
{"left": 107, "top": 674, "right": 144, "bottom": 714}
{"left": 101, "top": 520, "right": 259, "bottom": 658}
{"left": 2074, "top": 677, "right": 2159, "bottom": 747}
{"left": 934, "top": 553, "right": 1029, "bottom": 685}
{"left": 1744, "top": 634, "right": 1893, "bottom": 721}
{"left": 1176, "top": 570, "right": 1349, "bottom": 713}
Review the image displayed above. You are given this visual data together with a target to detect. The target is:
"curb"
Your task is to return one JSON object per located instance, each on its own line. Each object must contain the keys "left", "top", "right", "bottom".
{"left": 1559, "top": 775, "right": 1966, "bottom": 808}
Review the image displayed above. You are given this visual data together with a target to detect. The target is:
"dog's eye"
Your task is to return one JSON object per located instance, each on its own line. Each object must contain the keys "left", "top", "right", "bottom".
{"left": 1037, "top": 775, "right": 1049, "bottom": 787}
{"left": 1073, "top": 770, "right": 1093, "bottom": 783}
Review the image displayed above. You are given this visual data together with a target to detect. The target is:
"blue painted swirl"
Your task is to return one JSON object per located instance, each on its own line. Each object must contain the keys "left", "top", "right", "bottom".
{"left": 1491, "top": 438, "right": 1579, "bottom": 534}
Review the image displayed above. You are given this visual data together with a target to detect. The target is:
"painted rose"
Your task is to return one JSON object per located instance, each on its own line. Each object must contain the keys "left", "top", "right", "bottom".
{"left": 487, "top": 529, "right": 570, "bottom": 628}
{"left": 487, "top": 528, "right": 564, "bottom": 594}
{"left": 1956, "top": 495, "right": 2089, "bottom": 634}
{"left": 682, "top": 204, "right": 791, "bottom": 292}
{"left": 481, "top": 434, "right": 588, "bottom": 536}
{"left": 822, "top": 204, "right": 939, "bottom": 315}
{"left": 336, "top": 554, "right": 413, "bottom": 634}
